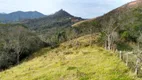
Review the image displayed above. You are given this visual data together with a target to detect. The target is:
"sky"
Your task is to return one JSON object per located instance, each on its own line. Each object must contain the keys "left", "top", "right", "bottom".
{"left": 0, "top": 0, "right": 134, "bottom": 18}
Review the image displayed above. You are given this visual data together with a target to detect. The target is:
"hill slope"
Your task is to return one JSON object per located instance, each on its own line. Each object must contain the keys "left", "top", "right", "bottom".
{"left": 72, "top": 0, "right": 142, "bottom": 50}
{"left": 0, "top": 11, "right": 45, "bottom": 23}
{"left": 22, "top": 9, "right": 83, "bottom": 44}
{"left": 0, "top": 34, "right": 136, "bottom": 80}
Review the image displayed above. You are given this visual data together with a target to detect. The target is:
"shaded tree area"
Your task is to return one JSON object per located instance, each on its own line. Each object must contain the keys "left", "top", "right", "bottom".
{"left": 0, "top": 24, "right": 46, "bottom": 70}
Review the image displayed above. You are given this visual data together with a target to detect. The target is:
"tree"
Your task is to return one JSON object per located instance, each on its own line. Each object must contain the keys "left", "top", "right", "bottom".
{"left": 12, "top": 26, "right": 27, "bottom": 64}
{"left": 102, "top": 17, "right": 118, "bottom": 50}
{"left": 57, "top": 31, "right": 67, "bottom": 43}
{"left": 13, "top": 26, "right": 43, "bottom": 64}
{"left": 0, "top": 24, "right": 45, "bottom": 70}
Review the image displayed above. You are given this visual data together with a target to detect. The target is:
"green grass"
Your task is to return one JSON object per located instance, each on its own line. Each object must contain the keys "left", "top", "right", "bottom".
{"left": 0, "top": 35, "right": 137, "bottom": 80}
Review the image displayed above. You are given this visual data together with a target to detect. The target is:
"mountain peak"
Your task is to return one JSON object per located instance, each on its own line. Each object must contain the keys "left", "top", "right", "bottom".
{"left": 57, "top": 9, "right": 67, "bottom": 13}
{"left": 59, "top": 9, "right": 64, "bottom": 12}
{"left": 54, "top": 9, "right": 73, "bottom": 17}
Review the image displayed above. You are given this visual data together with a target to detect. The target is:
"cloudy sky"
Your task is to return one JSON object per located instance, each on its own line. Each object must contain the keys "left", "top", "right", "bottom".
{"left": 0, "top": 0, "right": 134, "bottom": 18}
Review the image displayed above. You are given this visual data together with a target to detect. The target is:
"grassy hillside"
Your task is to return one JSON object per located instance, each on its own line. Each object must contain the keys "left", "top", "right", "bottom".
{"left": 0, "top": 34, "right": 137, "bottom": 80}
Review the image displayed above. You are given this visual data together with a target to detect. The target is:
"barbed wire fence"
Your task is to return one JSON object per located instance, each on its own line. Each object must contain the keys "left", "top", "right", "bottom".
{"left": 117, "top": 51, "right": 142, "bottom": 77}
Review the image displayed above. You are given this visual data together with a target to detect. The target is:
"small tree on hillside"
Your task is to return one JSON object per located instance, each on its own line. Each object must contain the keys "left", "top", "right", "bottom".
{"left": 12, "top": 26, "right": 29, "bottom": 64}
{"left": 102, "top": 17, "right": 118, "bottom": 50}
{"left": 14, "top": 27, "right": 25, "bottom": 64}
{"left": 57, "top": 31, "right": 67, "bottom": 43}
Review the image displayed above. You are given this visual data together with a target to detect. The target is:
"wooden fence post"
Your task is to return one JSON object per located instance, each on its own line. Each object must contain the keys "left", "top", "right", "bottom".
{"left": 135, "top": 57, "right": 140, "bottom": 75}
{"left": 119, "top": 51, "right": 122, "bottom": 60}
{"left": 126, "top": 53, "right": 129, "bottom": 66}
{"left": 125, "top": 52, "right": 132, "bottom": 66}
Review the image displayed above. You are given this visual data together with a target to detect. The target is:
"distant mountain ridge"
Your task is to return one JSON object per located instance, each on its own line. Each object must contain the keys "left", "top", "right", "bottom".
{"left": 0, "top": 11, "right": 46, "bottom": 23}
{"left": 23, "top": 9, "right": 83, "bottom": 29}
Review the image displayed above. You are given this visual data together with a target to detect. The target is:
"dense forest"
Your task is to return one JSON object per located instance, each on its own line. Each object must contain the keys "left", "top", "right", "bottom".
{"left": 0, "top": 24, "right": 46, "bottom": 70}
